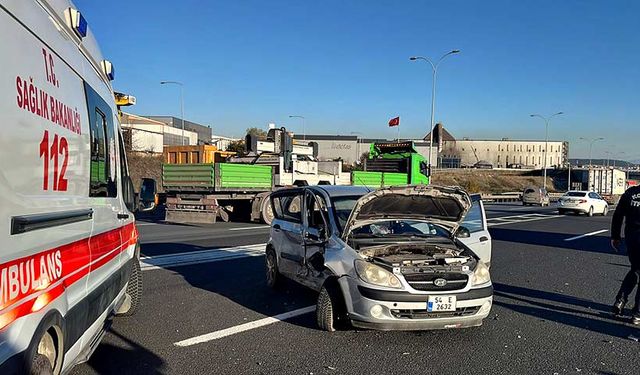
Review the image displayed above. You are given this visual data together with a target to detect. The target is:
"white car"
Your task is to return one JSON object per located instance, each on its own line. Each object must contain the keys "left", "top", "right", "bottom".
{"left": 558, "top": 191, "right": 609, "bottom": 216}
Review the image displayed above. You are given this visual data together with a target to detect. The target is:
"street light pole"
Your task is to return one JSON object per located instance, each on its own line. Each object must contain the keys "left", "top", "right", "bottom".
{"left": 410, "top": 50, "right": 460, "bottom": 176}
{"left": 530, "top": 112, "right": 563, "bottom": 190}
{"left": 580, "top": 137, "right": 605, "bottom": 167}
{"left": 289, "top": 115, "right": 305, "bottom": 141}
{"left": 160, "top": 81, "right": 186, "bottom": 145}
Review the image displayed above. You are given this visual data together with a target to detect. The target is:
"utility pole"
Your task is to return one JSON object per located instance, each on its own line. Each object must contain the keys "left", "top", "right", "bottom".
{"left": 530, "top": 112, "right": 563, "bottom": 190}
{"left": 410, "top": 50, "right": 460, "bottom": 177}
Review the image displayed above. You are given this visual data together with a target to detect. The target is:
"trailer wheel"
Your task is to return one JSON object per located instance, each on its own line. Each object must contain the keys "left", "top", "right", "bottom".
{"left": 260, "top": 196, "right": 274, "bottom": 225}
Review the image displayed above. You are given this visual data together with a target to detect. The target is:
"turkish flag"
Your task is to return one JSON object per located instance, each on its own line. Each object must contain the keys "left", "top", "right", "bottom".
{"left": 388, "top": 116, "right": 400, "bottom": 127}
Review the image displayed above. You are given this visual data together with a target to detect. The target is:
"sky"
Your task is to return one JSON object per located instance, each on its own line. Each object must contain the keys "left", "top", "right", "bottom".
{"left": 76, "top": 0, "right": 640, "bottom": 160}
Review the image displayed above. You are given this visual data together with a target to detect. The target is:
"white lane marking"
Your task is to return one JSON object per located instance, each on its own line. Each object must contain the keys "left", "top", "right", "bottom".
{"left": 174, "top": 305, "right": 316, "bottom": 347}
{"left": 141, "top": 243, "right": 266, "bottom": 271}
{"left": 228, "top": 226, "right": 270, "bottom": 231}
{"left": 135, "top": 222, "right": 158, "bottom": 226}
{"left": 488, "top": 215, "right": 560, "bottom": 227}
{"left": 564, "top": 229, "right": 608, "bottom": 242}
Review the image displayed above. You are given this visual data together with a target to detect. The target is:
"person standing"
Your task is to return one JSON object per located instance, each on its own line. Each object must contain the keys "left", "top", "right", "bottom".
{"left": 611, "top": 185, "right": 640, "bottom": 324}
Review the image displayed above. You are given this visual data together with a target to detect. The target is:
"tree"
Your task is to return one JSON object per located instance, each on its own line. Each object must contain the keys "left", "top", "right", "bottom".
{"left": 246, "top": 127, "right": 267, "bottom": 140}
{"left": 227, "top": 139, "right": 245, "bottom": 153}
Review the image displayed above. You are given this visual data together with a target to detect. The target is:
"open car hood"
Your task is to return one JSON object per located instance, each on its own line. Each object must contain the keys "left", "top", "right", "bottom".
{"left": 342, "top": 185, "right": 472, "bottom": 239}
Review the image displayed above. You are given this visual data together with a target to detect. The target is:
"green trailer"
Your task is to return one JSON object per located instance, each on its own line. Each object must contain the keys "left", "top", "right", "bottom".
{"left": 162, "top": 163, "right": 275, "bottom": 223}
{"left": 351, "top": 141, "right": 430, "bottom": 188}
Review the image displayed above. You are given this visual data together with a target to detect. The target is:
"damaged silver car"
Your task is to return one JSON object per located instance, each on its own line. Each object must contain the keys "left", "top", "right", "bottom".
{"left": 266, "top": 185, "right": 493, "bottom": 331}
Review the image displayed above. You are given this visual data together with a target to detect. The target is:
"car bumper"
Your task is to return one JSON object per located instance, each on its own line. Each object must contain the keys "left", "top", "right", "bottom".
{"left": 339, "top": 277, "right": 493, "bottom": 331}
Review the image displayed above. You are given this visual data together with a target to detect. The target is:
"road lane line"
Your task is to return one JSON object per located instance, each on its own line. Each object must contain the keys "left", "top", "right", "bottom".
{"left": 228, "top": 226, "right": 270, "bottom": 231}
{"left": 140, "top": 243, "right": 266, "bottom": 271}
{"left": 488, "top": 215, "right": 560, "bottom": 227}
{"left": 564, "top": 229, "right": 608, "bottom": 242}
{"left": 174, "top": 305, "right": 316, "bottom": 347}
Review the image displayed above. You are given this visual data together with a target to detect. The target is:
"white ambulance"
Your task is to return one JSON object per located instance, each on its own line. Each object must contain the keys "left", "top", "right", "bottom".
{"left": 0, "top": 1, "right": 155, "bottom": 373}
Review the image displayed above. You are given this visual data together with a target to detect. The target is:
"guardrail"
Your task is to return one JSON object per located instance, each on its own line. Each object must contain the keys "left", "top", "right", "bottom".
{"left": 481, "top": 192, "right": 565, "bottom": 203}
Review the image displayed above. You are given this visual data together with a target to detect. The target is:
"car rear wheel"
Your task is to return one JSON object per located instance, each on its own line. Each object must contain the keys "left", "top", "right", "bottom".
{"left": 265, "top": 249, "right": 281, "bottom": 288}
{"left": 316, "top": 282, "right": 349, "bottom": 332}
{"left": 558, "top": 209, "right": 566, "bottom": 215}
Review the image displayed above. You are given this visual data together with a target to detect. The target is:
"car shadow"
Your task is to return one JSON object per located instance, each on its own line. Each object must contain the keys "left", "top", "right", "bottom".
{"left": 166, "top": 255, "right": 319, "bottom": 330}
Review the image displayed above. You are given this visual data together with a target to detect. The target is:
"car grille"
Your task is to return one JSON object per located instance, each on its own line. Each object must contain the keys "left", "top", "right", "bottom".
{"left": 403, "top": 273, "right": 469, "bottom": 291}
{"left": 390, "top": 307, "right": 480, "bottom": 319}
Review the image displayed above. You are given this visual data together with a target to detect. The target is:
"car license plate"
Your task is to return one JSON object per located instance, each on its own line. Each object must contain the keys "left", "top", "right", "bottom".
{"left": 427, "top": 296, "right": 456, "bottom": 312}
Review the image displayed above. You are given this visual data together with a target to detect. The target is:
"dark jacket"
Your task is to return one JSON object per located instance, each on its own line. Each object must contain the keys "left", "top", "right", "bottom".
{"left": 611, "top": 185, "right": 640, "bottom": 241}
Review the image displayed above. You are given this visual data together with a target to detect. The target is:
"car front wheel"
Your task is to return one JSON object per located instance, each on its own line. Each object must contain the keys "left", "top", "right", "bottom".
{"left": 587, "top": 206, "right": 594, "bottom": 217}
{"left": 602, "top": 206, "right": 609, "bottom": 216}
{"left": 316, "top": 282, "right": 348, "bottom": 332}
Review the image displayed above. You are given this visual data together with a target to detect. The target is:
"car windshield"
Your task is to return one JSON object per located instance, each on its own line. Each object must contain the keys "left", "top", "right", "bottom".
{"left": 565, "top": 192, "right": 587, "bottom": 197}
{"left": 350, "top": 220, "right": 450, "bottom": 238}
{"left": 330, "top": 196, "right": 362, "bottom": 232}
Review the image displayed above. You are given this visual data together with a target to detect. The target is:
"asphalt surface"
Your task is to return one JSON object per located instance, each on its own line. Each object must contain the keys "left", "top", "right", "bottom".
{"left": 73, "top": 203, "right": 639, "bottom": 375}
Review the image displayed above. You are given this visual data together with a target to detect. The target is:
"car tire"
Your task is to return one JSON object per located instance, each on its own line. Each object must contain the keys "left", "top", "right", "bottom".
{"left": 265, "top": 249, "right": 281, "bottom": 289}
{"left": 30, "top": 354, "right": 53, "bottom": 375}
{"left": 587, "top": 206, "right": 594, "bottom": 217}
{"left": 602, "top": 206, "right": 609, "bottom": 216}
{"left": 316, "top": 282, "right": 348, "bottom": 332}
{"left": 558, "top": 209, "right": 565, "bottom": 215}
{"left": 119, "top": 258, "right": 142, "bottom": 316}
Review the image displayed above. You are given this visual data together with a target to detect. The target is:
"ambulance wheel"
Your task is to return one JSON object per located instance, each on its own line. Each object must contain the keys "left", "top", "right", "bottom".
{"left": 30, "top": 354, "right": 53, "bottom": 375}
{"left": 119, "top": 258, "right": 142, "bottom": 316}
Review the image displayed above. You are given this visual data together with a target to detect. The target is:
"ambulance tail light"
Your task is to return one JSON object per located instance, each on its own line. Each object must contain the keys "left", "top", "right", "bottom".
{"left": 64, "top": 8, "right": 88, "bottom": 38}
{"left": 101, "top": 60, "right": 115, "bottom": 81}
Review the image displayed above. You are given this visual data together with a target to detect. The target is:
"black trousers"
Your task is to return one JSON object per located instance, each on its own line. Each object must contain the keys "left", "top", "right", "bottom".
{"left": 615, "top": 239, "right": 640, "bottom": 311}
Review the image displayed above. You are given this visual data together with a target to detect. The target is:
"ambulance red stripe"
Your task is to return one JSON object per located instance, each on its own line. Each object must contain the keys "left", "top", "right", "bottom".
{"left": 0, "top": 222, "right": 137, "bottom": 330}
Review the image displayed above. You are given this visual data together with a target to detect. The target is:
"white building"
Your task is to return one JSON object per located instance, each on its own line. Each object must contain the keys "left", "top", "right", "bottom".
{"left": 120, "top": 113, "right": 198, "bottom": 153}
{"left": 211, "top": 134, "right": 239, "bottom": 151}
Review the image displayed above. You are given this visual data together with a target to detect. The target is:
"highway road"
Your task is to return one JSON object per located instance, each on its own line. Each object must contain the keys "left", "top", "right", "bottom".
{"left": 73, "top": 203, "right": 639, "bottom": 375}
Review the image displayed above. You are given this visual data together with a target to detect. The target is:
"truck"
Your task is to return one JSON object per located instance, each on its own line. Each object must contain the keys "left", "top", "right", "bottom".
{"left": 162, "top": 127, "right": 350, "bottom": 224}
{"left": 351, "top": 141, "right": 430, "bottom": 188}
{"left": 570, "top": 167, "right": 627, "bottom": 204}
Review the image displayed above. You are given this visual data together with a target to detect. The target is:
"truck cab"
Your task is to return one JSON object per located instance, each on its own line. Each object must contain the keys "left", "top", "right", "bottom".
{"left": 352, "top": 141, "right": 430, "bottom": 188}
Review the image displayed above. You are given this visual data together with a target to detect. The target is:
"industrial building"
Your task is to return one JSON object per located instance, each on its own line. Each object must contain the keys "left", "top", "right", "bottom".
{"left": 120, "top": 113, "right": 198, "bottom": 153}
{"left": 294, "top": 124, "right": 569, "bottom": 169}
{"left": 145, "top": 115, "right": 212, "bottom": 145}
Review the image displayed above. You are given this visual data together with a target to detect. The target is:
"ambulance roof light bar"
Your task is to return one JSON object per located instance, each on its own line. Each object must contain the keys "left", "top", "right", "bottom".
{"left": 64, "top": 8, "right": 88, "bottom": 38}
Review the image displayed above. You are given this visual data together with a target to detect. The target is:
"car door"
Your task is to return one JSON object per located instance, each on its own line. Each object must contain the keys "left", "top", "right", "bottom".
{"left": 270, "top": 189, "right": 305, "bottom": 276}
{"left": 458, "top": 194, "right": 492, "bottom": 266}
{"left": 300, "top": 190, "right": 331, "bottom": 290}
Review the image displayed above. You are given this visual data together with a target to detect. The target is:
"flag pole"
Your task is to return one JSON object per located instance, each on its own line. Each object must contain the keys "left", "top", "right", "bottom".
{"left": 396, "top": 124, "right": 400, "bottom": 142}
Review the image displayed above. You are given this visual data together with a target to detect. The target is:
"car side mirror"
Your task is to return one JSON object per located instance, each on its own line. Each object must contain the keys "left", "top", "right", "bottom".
{"left": 138, "top": 178, "right": 157, "bottom": 212}
{"left": 455, "top": 226, "right": 471, "bottom": 239}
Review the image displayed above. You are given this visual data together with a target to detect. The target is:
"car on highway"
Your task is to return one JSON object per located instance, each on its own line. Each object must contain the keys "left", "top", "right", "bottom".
{"left": 266, "top": 185, "right": 493, "bottom": 331}
{"left": 558, "top": 191, "right": 609, "bottom": 216}
{"left": 522, "top": 186, "right": 550, "bottom": 206}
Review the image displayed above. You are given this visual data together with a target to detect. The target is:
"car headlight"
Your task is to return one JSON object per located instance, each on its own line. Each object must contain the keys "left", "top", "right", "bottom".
{"left": 354, "top": 260, "right": 403, "bottom": 289}
{"left": 472, "top": 261, "right": 491, "bottom": 286}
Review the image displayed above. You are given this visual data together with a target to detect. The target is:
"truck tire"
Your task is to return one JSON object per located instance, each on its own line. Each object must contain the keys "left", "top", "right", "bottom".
{"left": 260, "top": 196, "right": 274, "bottom": 225}
{"left": 316, "top": 282, "right": 348, "bottom": 332}
{"left": 118, "top": 258, "right": 142, "bottom": 316}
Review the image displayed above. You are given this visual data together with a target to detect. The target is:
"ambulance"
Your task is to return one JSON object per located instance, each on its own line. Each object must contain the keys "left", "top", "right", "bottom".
{"left": 0, "top": 1, "right": 155, "bottom": 373}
